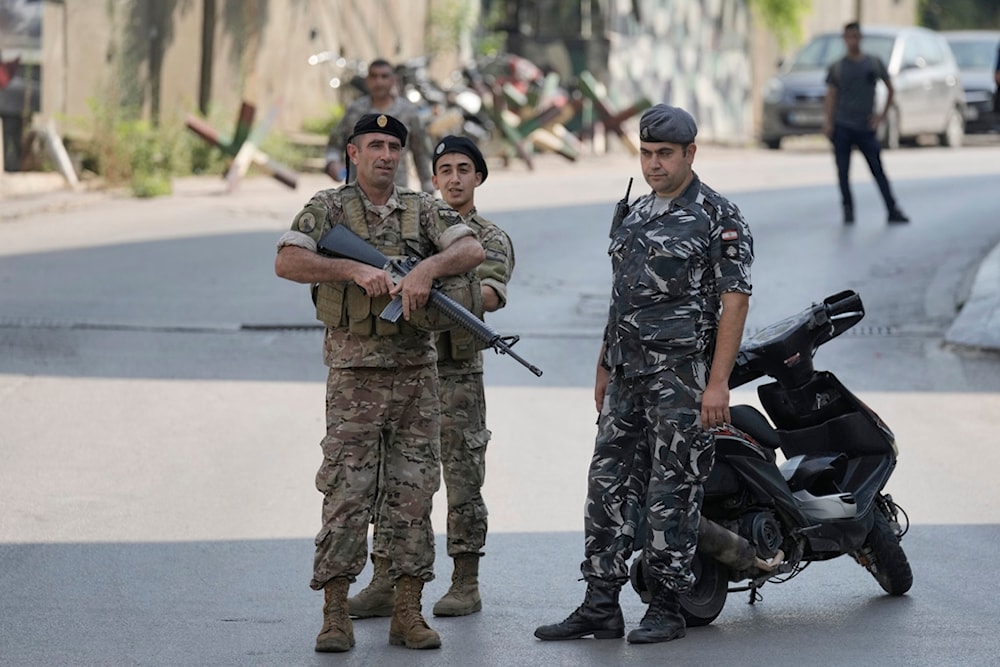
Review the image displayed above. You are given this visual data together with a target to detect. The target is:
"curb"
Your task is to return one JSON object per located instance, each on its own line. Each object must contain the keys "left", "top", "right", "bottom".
{"left": 945, "top": 241, "right": 1000, "bottom": 353}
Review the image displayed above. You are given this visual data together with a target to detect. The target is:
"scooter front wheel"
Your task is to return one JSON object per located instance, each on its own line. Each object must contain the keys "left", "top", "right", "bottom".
{"left": 854, "top": 509, "right": 913, "bottom": 596}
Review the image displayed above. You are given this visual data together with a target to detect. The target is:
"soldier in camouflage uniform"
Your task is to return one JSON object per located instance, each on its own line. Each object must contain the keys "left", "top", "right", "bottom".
{"left": 535, "top": 104, "right": 753, "bottom": 645}
{"left": 324, "top": 58, "right": 435, "bottom": 193}
{"left": 275, "top": 113, "right": 484, "bottom": 653}
{"left": 347, "top": 135, "right": 515, "bottom": 620}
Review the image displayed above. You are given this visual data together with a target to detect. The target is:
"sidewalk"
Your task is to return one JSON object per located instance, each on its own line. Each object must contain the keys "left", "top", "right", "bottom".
{"left": 3, "top": 148, "right": 999, "bottom": 353}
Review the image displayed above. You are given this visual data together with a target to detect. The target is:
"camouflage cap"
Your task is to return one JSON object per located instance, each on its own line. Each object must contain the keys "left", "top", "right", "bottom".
{"left": 639, "top": 104, "right": 698, "bottom": 144}
{"left": 433, "top": 135, "right": 488, "bottom": 183}
{"left": 349, "top": 112, "right": 408, "bottom": 147}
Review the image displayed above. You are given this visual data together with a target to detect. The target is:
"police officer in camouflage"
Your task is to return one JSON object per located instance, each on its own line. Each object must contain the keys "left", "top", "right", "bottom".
{"left": 347, "top": 135, "right": 515, "bottom": 620}
{"left": 534, "top": 104, "right": 753, "bottom": 645}
{"left": 275, "top": 113, "right": 485, "bottom": 653}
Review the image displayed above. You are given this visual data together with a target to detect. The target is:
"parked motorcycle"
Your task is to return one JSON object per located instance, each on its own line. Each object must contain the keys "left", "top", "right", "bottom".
{"left": 306, "top": 52, "right": 369, "bottom": 102}
{"left": 394, "top": 56, "right": 494, "bottom": 145}
{"left": 630, "top": 290, "right": 913, "bottom": 625}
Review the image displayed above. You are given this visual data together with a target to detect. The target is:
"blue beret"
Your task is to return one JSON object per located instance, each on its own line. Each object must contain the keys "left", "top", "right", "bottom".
{"left": 350, "top": 113, "right": 408, "bottom": 147}
{"left": 433, "top": 135, "right": 488, "bottom": 183}
{"left": 639, "top": 104, "right": 698, "bottom": 144}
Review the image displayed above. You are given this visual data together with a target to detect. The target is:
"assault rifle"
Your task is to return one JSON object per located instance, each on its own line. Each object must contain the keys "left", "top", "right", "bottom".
{"left": 318, "top": 224, "right": 543, "bottom": 377}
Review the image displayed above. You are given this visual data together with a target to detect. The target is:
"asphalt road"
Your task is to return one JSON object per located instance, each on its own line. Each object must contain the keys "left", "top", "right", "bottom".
{"left": 2, "top": 139, "right": 1000, "bottom": 666}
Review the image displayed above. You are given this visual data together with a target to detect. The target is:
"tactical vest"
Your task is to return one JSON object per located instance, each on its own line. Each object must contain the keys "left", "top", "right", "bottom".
{"left": 313, "top": 186, "right": 482, "bottom": 338}
{"left": 437, "top": 325, "right": 481, "bottom": 362}
{"left": 435, "top": 215, "right": 489, "bottom": 361}
{"left": 314, "top": 186, "right": 420, "bottom": 336}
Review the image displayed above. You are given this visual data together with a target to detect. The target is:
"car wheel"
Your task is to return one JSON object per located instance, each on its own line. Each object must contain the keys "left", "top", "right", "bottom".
{"left": 940, "top": 107, "right": 964, "bottom": 148}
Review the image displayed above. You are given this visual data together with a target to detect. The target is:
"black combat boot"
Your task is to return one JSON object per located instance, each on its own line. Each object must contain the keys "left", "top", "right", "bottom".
{"left": 626, "top": 581, "right": 686, "bottom": 644}
{"left": 533, "top": 581, "right": 625, "bottom": 640}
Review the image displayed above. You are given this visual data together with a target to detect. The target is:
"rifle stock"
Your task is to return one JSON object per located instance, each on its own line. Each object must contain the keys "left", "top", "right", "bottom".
{"left": 317, "top": 225, "right": 543, "bottom": 377}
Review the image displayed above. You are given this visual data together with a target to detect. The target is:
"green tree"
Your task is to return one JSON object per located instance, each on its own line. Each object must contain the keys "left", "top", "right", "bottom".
{"left": 919, "top": 0, "right": 1000, "bottom": 30}
{"left": 749, "top": 0, "right": 812, "bottom": 49}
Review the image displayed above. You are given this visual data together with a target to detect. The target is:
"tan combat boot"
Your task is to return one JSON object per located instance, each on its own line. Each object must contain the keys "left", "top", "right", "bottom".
{"left": 347, "top": 555, "right": 395, "bottom": 618}
{"left": 433, "top": 553, "right": 482, "bottom": 616}
{"left": 389, "top": 575, "right": 442, "bottom": 649}
{"left": 315, "top": 577, "right": 354, "bottom": 652}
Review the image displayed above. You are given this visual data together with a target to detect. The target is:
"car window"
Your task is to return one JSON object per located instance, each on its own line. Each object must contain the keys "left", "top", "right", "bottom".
{"left": 901, "top": 35, "right": 926, "bottom": 69}
{"left": 787, "top": 33, "right": 895, "bottom": 71}
{"left": 861, "top": 35, "right": 895, "bottom": 67}
{"left": 789, "top": 34, "right": 844, "bottom": 70}
{"left": 916, "top": 32, "right": 945, "bottom": 66}
{"left": 947, "top": 39, "right": 1000, "bottom": 69}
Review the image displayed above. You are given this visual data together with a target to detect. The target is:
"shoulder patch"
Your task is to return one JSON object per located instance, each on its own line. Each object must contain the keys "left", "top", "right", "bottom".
{"left": 293, "top": 205, "right": 325, "bottom": 234}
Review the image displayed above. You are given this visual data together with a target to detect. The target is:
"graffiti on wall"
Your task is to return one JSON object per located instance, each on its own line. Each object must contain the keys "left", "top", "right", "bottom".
{"left": 606, "top": 0, "right": 753, "bottom": 143}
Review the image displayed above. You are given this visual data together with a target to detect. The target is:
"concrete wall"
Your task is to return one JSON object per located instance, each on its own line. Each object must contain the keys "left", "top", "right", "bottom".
{"left": 36, "top": 0, "right": 918, "bottom": 146}
{"left": 40, "top": 0, "right": 433, "bottom": 137}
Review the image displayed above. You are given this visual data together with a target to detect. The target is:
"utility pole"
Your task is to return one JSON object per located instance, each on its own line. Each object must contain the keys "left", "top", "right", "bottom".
{"left": 854, "top": 0, "right": 862, "bottom": 21}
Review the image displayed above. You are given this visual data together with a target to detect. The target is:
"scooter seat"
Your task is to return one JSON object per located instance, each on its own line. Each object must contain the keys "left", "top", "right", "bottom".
{"left": 730, "top": 405, "right": 781, "bottom": 450}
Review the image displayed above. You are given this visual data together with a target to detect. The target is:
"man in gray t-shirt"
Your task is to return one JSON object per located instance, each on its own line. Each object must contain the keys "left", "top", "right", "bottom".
{"left": 822, "top": 22, "right": 908, "bottom": 225}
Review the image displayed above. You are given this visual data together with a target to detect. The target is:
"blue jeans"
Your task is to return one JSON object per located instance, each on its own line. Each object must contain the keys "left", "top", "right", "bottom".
{"left": 831, "top": 124, "right": 898, "bottom": 213}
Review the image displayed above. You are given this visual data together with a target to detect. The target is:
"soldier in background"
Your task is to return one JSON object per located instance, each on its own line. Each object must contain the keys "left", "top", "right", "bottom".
{"left": 324, "top": 58, "right": 435, "bottom": 193}
{"left": 347, "top": 135, "right": 514, "bottom": 620}
{"left": 275, "top": 112, "right": 484, "bottom": 653}
{"left": 534, "top": 104, "right": 753, "bottom": 645}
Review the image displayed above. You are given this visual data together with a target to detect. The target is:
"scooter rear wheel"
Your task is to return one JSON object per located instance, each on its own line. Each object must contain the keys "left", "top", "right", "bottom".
{"left": 680, "top": 552, "right": 730, "bottom": 627}
{"left": 629, "top": 552, "right": 730, "bottom": 626}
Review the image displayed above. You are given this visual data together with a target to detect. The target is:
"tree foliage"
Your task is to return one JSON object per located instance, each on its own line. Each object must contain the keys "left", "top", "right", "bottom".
{"left": 919, "top": 0, "right": 1000, "bottom": 30}
{"left": 749, "top": 0, "right": 813, "bottom": 49}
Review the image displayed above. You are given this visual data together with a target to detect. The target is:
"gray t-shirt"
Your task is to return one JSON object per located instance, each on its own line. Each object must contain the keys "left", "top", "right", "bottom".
{"left": 826, "top": 55, "right": 889, "bottom": 131}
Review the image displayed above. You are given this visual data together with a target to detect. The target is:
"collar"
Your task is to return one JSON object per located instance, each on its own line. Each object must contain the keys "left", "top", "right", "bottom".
{"left": 355, "top": 183, "right": 403, "bottom": 212}
{"left": 672, "top": 172, "right": 702, "bottom": 207}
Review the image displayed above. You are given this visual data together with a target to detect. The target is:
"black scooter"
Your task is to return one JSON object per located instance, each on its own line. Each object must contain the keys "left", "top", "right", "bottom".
{"left": 630, "top": 290, "right": 913, "bottom": 625}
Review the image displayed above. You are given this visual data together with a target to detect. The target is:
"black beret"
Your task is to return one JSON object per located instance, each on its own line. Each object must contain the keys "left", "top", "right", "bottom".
{"left": 639, "top": 104, "right": 698, "bottom": 144}
{"left": 349, "top": 113, "right": 408, "bottom": 147}
{"left": 433, "top": 135, "right": 488, "bottom": 183}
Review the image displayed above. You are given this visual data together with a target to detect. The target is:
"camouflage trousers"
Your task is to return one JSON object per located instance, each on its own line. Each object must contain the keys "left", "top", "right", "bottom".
{"left": 580, "top": 358, "right": 715, "bottom": 593}
{"left": 310, "top": 364, "right": 441, "bottom": 591}
{"left": 370, "top": 371, "right": 491, "bottom": 558}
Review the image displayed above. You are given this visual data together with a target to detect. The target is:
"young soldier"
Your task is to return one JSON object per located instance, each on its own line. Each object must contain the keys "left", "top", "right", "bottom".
{"left": 347, "top": 135, "right": 515, "bottom": 618}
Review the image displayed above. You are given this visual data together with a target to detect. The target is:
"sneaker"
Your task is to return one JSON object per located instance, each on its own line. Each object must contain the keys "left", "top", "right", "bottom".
{"left": 887, "top": 209, "right": 909, "bottom": 224}
{"left": 843, "top": 207, "right": 855, "bottom": 224}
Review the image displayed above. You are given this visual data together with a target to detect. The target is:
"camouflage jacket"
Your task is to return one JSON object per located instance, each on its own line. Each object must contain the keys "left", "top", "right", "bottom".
{"left": 603, "top": 172, "right": 753, "bottom": 378}
{"left": 325, "top": 95, "right": 434, "bottom": 191}
{"left": 279, "top": 183, "right": 475, "bottom": 368}
{"left": 436, "top": 208, "right": 516, "bottom": 376}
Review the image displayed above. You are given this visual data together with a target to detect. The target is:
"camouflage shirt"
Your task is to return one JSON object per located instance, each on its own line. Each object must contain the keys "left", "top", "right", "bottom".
{"left": 604, "top": 172, "right": 753, "bottom": 378}
{"left": 325, "top": 95, "right": 434, "bottom": 190}
{"left": 280, "top": 183, "right": 475, "bottom": 368}
{"left": 436, "top": 208, "right": 516, "bottom": 376}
